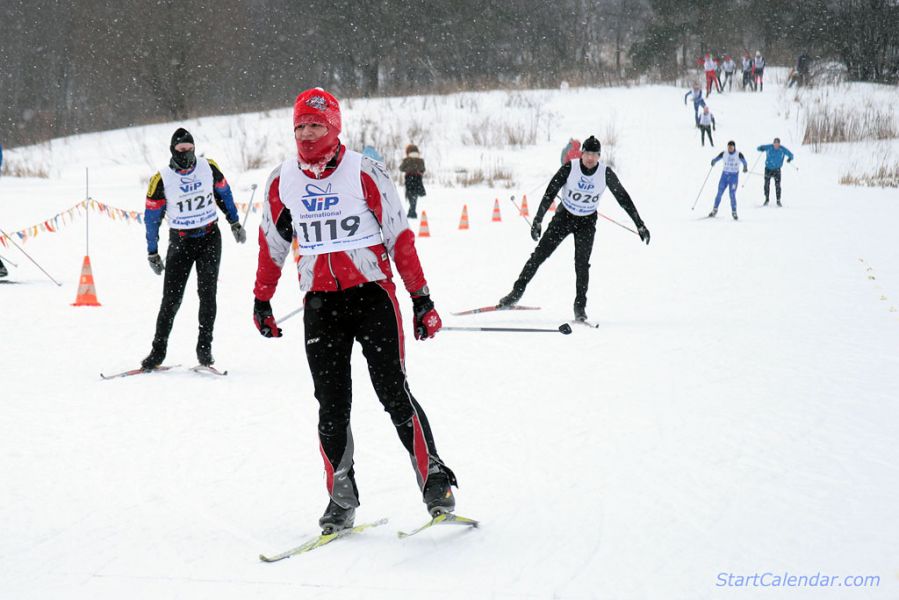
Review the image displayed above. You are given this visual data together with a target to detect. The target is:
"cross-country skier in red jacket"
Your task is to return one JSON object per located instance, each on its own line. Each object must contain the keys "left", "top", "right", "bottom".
{"left": 252, "top": 88, "right": 458, "bottom": 533}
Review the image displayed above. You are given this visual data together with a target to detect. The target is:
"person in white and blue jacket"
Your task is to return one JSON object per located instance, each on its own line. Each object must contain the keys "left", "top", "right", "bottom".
{"left": 756, "top": 138, "right": 794, "bottom": 206}
{"left": 709, "top": 141, "right": 748, "bottom": 220}
{"left": 684, "top": 82, "right": 706, "bottom": 126}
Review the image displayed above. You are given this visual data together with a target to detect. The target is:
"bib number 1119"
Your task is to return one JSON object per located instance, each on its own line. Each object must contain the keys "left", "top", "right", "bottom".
{"left": 297, "top": 216, "right": 361, "bottom": 243}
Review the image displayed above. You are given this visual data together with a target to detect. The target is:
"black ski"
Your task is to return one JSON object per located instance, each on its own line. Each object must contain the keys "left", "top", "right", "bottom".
{"left": 190, "top": 365, "right": 228, "bottom": 376}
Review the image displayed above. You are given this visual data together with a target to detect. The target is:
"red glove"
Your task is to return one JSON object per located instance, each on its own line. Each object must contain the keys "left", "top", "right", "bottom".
{"left": 412, "top": 294, "right": 442, "bottom": 340}
{"left": 253, "top": 298, "right": 283, "bottom": 338}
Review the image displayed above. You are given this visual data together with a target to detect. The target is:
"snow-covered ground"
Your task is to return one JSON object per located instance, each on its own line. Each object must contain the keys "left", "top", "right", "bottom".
{"left": 2, "top": 75, "right": 898, "bottom": 599}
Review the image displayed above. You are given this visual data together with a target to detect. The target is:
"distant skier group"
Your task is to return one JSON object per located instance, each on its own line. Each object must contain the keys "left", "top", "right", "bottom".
{"left": 698, "top": 50, "right": 767, "bottom": 96}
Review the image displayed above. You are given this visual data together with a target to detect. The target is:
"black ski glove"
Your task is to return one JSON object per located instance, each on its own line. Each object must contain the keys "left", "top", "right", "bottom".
{"left": 253, "top": 298, "right": 282, "bottom": 338}
{"left": 230, "top": 222, "right": 247, "bottom": 244}
{"left": 147, "top": 253, "right": 164, "bottom": 275}
{"left": 637, "top": 224, "right": 651, "bottom": 245}
{"left": 530, "top": 220, "right": 542, "bottom": 242}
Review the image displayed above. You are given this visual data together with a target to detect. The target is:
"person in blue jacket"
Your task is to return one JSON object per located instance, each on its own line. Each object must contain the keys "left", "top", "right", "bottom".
{"left": 756, "top": 137, "right": 794, "bottom": 206}
{"left": 684, "top": 82, "right": 706, "bottom": 126}
{"left": 709, "top": 141, "right": 748, "bottom": 220}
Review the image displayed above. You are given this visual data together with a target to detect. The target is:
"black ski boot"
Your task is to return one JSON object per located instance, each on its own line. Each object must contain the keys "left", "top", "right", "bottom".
{"left": 574, "top": 305, "right": 588, "bottom": 322}
{"left": 423, "top": 463, "right": 457, "bottom": 516}
{"left": 497, "top": 286, "right": 523, "bottom": 308}
{"left": 732, "top": 211, "right": 739, "bottom": 220}
{"left": 776, "top": 199, "right": 782, "bottom": 207}
{"left": 140, "top": 340, "right": 167, "bottom": 371}
{"left": 763, "top": 197, "right": 769, "bottom": 206}
{"left": 319, "top": 499, "right": 356, "bottom": 534}
{"left": 0, "top": 263, "right": 7, "bottom": 278}
{"left": 197, "top": 344, "right": 214, "bottom": 367}
{"left": 708, "top": 208, "right": 717, "bottom": 218}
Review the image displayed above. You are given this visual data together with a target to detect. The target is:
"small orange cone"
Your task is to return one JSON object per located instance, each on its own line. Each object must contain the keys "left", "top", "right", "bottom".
{"left": 520, "top": 195, "right": 530, "bottom": 217}
{"left": 491, "top": 198, "right": 502, "bottom": 222}
{"left": 418, "top": 211, "right": 431, "bottom": 237}
{"left": 72, "top": 255, "right": 101, "bottom": 306}
{"left": 458, "top": 205, "right": 470, "bottom": 230}
{"left": 549, "top": 199, "right": 557, "bottom": 212}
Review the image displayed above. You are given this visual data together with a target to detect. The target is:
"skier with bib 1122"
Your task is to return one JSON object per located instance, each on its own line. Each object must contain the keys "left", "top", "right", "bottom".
{"left": 141, "top": 128, "right": 247, "bottom": 370}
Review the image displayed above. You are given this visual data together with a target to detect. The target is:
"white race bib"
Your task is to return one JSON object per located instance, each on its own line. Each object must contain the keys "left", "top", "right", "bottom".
{"left": 161, "top": 158, "right": 217, "bottom": 229}
{"left": 561, "top": 159, "right": 607, "bottom": 216}
{"left": 279, "top": 151, "right": 383, "bottom": 255}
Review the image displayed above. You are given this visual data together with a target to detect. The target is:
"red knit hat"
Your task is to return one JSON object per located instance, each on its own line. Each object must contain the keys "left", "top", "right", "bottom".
{"left": 293, "top": 88, "right": 341, "bottom": 132}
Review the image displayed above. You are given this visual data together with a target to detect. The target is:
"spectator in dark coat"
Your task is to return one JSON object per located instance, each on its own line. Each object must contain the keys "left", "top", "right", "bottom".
{"left": 399, "top": 144, "right": 426, "bottom": 219}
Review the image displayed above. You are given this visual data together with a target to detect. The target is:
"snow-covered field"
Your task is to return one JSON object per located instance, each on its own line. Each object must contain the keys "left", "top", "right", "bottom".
{"left": 2, "top": 74, "right": 898, "bottom": 599}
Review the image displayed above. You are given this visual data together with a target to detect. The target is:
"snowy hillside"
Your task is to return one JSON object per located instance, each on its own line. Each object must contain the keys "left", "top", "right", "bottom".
{"left": 2, "top": 75, "right": 898, "bottom": 600}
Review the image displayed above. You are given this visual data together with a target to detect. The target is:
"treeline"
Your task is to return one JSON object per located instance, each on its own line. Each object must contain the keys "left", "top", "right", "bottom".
{"left": 1, "top": 0, "right": 896, "bottom": 148}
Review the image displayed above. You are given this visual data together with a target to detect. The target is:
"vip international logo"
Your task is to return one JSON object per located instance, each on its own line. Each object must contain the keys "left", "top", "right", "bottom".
{"left": 301, "top": 182, "right": 340, "bottom": 211}
{"left": 577, "top": 176, "right": 595, "bottom": 191}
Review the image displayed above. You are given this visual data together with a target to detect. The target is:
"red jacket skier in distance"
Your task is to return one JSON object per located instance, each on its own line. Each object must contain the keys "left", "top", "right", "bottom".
{"left": 253, "top": 96, "right": 426, "bottom": 298}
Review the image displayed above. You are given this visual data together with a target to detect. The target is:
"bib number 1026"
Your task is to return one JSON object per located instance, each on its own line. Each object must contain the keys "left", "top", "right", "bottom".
{"left": 297, "top": 216, "right": 361, "bottom": 243}
{"left": 177, "top": 193, "right": 213, "bottom": 213}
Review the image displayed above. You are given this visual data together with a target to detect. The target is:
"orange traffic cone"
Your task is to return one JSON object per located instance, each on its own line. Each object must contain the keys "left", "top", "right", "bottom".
{"left": 72, "top": 255, "right": 101, "bottom": 306}
{"left": 418, "top": 211, "right": 431, "bottom": 237}
{"left": 549, "top": 199, "right": 557, "bottom": 212}
{"left": 520, "top": 195, "right": 530, "bottom": 217}
{"left": 458, "top": 205, "right": 470, "bottom": 230}
{"left": 491, "top": 198, "right": 502, "bottom": 222}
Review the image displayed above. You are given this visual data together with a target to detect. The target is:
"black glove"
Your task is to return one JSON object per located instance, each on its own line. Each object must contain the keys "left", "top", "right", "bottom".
{"left": 231, "top": 221, "right": 247, "bottom": 244}
{"left": 637, "top": 224, "right": 651, "bottom": 245}
{"left": 712, "top": 124, "right": 716, "bottom": 131}
{"left": 743, "top": 166, "right": 748, "bottom": 173}
{"left": 253, "top": 298, "right": 282, "bottom": 338}
{"left": 710, "top": 160, "right": 715, "bottom": 166}
{"left": 530, "top": 220, "right": 542, "bottom": 242}
{"left": 787, "top": 158, "right": 792, "bottom": 163}
{"left": 147, "top": 253, "right": 164, "bottom": 275}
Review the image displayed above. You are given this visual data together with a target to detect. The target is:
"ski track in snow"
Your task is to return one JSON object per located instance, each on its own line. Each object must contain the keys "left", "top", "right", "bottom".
{"left": 2, "top": 72, "right": 899, "bottom": 599}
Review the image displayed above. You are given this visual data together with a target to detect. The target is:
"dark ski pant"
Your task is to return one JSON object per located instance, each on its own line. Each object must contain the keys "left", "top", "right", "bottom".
{"left": 764, "top": 167, "right": 782, "bottom": 201}
{"left": 151, "top": 225, "right": 221, "bottom": 354}
{"left": 511, "top": 209, "right": 597, "bottom": 311}
{"left": 700, "top": 125, "right": 714, "bottom": 146}
{"left": 304, "top": 281, "right": 452, "bottom": 509}
{"left": 406, "top": 192, "right": 420, "bottom": 218}
{"left": 724, "top": 71, "right": 733, "bottom": 91}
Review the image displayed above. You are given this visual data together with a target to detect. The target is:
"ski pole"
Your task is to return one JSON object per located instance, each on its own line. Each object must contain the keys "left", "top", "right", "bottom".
{"left": 508, "top": 195, "right": 533, "bottom": 227}
{"left": 276, "top": 306, "right": 304, "bottom": 324}
{"left": 691, "top": 165, "right": 714, "bottom": 211}
{"left": 596, "top": 211, "right": 638, "bottom": 235}
{"left": 442, "top": 323, "right": 573, "bottom": 335}
{"left": 0, "top": 228, "right": 62, "bottom": 286}
{"left": 742, "top": 152, "right": 763, "bottom": 188}
{"left": 240, "top": 183, "right": 259, "bottom": 228}
{"left": 0, "top": 253, "right": 19, "bottom": 268}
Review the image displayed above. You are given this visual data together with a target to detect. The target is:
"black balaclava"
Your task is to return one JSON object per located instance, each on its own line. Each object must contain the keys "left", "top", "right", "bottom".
{"left": 170, "top": 128, "right": 196, "bottom": 170}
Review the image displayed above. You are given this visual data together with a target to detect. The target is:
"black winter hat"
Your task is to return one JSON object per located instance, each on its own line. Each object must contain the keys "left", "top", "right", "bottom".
{"left": 170, "top": 128, "right": 194, "bottom": 152}
{"left": 582, "top": 135, "right": 601, "bottom": 153}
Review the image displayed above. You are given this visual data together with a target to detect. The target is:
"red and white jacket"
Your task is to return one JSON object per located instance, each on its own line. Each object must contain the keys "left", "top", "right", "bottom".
{"left": 253, "top": 145, "right": 427, "bottom": 299}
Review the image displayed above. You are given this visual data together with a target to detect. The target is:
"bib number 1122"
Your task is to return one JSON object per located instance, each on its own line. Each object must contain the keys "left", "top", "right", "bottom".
{"left": 297, "top": 216, "right": 361, "bottom": 243}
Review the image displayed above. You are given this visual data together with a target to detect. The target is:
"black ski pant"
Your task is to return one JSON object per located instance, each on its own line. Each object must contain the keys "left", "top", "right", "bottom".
{"left": 304, "top": 281, "right": 453, "bottom": 509}
{"left": 764, "top": 168, "right": 782, "bottom": 201}
{"left": 151, "top": 225, "right": 221, "bottom": 354}
{"left": 724, "top": 71, "right": 733, "bottom": 91}
{"left": 511, "top": 209, "right": 597, "bottom": 311}
{"left": 700, "top": 125, "right": 714, "bottom": 146}
{"left": 406, "top": 192, "right": 420, "bottom": 218}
